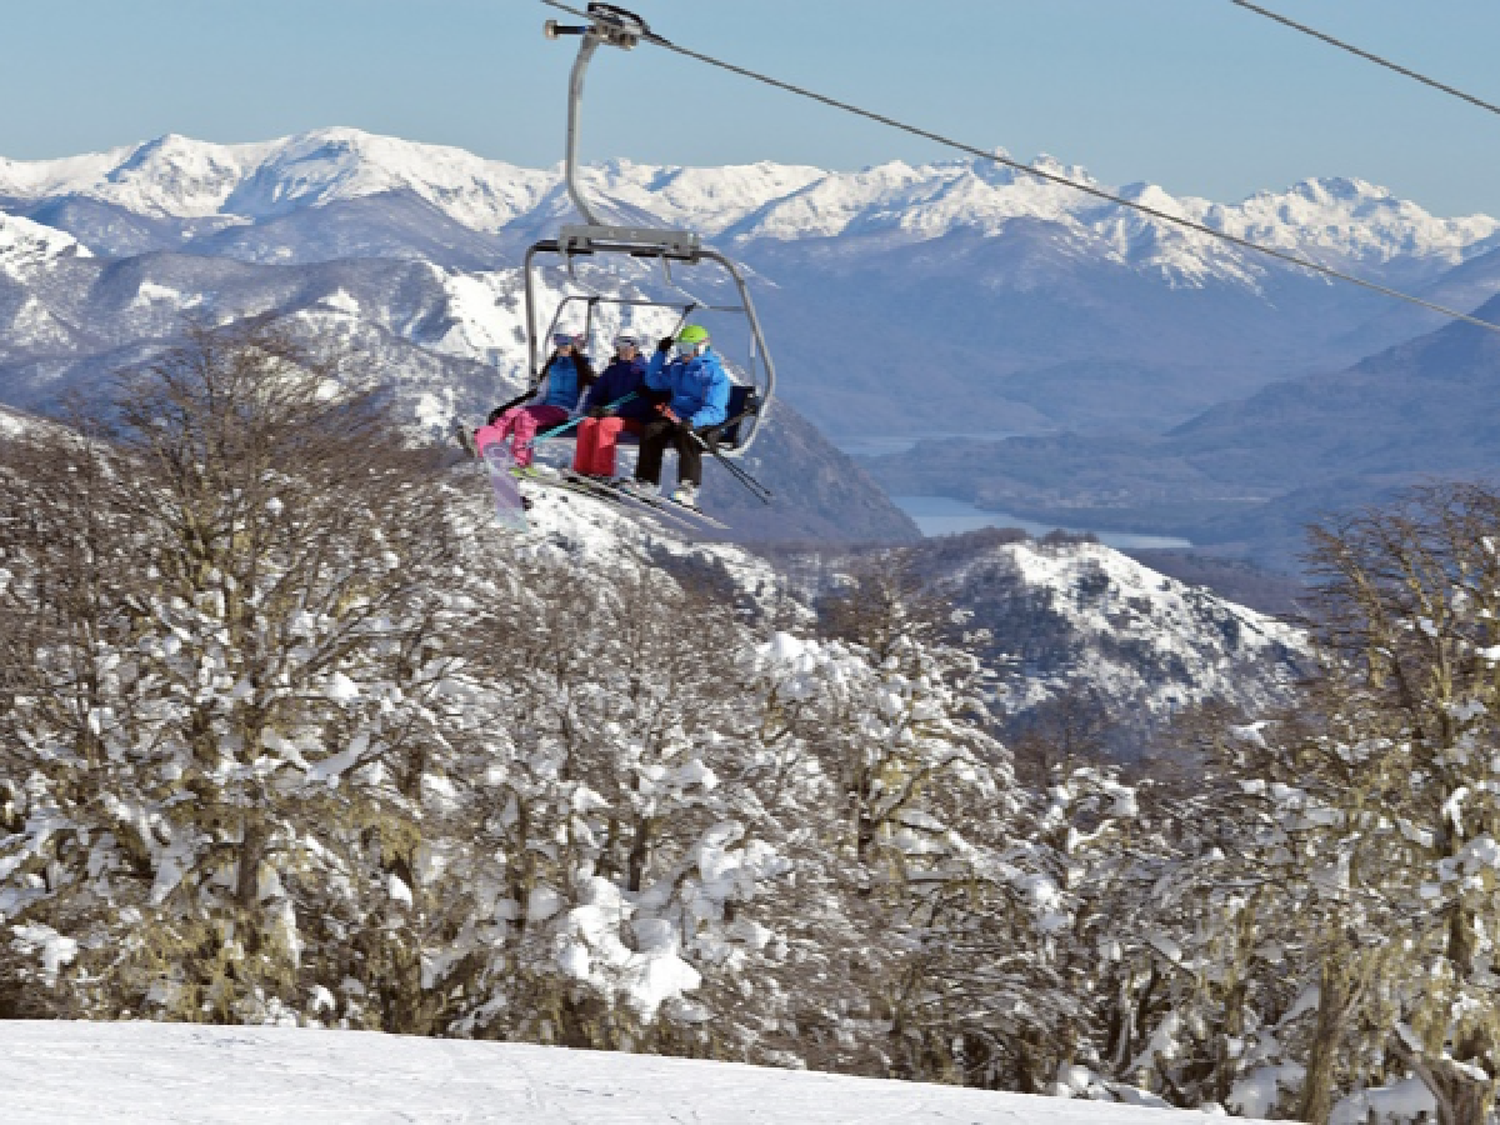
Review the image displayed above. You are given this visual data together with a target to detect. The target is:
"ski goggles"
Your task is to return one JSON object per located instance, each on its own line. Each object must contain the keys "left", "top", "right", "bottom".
{"left": 552, "top": 332, "right": 579, "bottom": 347}
{"left": 613, "top": 334, "right": 639, "bottom": 349}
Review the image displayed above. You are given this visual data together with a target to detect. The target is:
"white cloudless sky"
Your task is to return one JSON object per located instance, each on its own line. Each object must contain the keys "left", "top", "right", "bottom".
{"left": 5, "top": 0, "right": 1500, "bottom": 216}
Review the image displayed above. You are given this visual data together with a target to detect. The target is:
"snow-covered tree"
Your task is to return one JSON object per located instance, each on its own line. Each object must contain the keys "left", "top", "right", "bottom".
{"left": 1189, "top": 483, "right": 1500, "bottom": 1123}
{"left": 419, "top": 548, "right": 797, "bottom": 1055}
{"left": 761, "top": 560, "right": 1087, "bottom": 1085}
{"left": 0, "top": 324, "right": 467, "bottom": 1024}
{"left": 1302, "top": 485, "right": 1500, "bottom": 1122}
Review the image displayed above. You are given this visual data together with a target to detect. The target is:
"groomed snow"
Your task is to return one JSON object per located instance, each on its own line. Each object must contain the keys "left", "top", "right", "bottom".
{"left": 0, "top": 1021, "right": 1270, "bottom": 1124}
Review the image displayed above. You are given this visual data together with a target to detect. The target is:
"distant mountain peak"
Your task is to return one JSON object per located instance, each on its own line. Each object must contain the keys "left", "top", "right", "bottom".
{"left": 2, "top": 130, "right": 1497, "bottom": 284}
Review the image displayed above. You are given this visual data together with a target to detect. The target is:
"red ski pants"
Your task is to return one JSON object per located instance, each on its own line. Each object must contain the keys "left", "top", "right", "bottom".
{"left": 572, "top": 416, "right": 644, "bottom": 477}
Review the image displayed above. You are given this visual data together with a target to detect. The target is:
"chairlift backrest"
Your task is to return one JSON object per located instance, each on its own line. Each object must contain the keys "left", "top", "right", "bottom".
{"left": 705, "top": 385, "right": 758, "bottom": 451}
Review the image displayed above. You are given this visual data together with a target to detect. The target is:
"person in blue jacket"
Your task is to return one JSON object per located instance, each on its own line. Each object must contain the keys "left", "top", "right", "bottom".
{"left": 571, "top": 333, "right": 653, "bottom": 478}
{"left": 623, "top": 324, "right": 729, "bottom": 509}
{"left": 476, "top": 331, "right": 595, "bottom": 470}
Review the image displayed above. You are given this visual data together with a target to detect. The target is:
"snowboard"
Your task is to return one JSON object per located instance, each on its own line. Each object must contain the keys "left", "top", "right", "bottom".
{"left": 477, "top": 432, "right": 530, "bottom": 532}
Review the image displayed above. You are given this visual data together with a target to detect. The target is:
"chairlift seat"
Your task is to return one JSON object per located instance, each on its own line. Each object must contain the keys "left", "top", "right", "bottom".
{"left": 536, "top": 384, "right": 758, "bottom": 452}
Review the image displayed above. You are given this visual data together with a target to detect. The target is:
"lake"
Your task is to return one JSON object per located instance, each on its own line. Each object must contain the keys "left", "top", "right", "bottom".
{"left": 894, "top": 495, "right": 1193, "bottom": 549}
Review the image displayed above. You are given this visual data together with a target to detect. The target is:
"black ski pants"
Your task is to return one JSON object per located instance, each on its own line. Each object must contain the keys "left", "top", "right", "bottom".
{"left": 636, "top": 418, "right": 704, "bottom": 486}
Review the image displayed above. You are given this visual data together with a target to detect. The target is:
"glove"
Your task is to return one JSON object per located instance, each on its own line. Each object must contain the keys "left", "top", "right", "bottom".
{"left": 657, "top": 403, "right": 679, "bottom": 424}
{"left": 657, "top": 336, "right": 675, "bottom": 353}
{"left": 590, "top": 406, "right": 607, "bottom": 420}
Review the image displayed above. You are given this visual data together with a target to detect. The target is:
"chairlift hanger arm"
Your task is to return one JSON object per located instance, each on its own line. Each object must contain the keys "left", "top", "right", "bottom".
{"left": 542, "top": 6, "right": 702, "bottom": 257}
{"left": 544, "top": 3, "right": 659, "bottom": 49}
{"left": 543, "top": 4, "right": 668, "bottom": 231}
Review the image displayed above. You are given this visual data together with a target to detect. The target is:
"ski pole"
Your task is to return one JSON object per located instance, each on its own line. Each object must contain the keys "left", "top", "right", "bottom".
{"left": 691, "top": 430, "right": 773, "bottom": 505}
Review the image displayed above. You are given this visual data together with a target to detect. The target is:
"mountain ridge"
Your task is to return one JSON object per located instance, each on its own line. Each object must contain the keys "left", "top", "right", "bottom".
{"left": 5, "top": 128, "right": 1496, "bottom": 282}
{"left": 861, "top": 291, "right": 1500, "bottom": 572}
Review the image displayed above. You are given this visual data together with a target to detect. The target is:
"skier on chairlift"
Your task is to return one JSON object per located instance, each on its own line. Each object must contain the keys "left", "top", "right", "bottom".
{"left": 572, "top": 332, "right": 653, "bottom": 479}
{"left": 475, "top": 331, "right": 596, "bottom": 473}
{"left": 621, "top": 324, "right": 729, "bottom": 510}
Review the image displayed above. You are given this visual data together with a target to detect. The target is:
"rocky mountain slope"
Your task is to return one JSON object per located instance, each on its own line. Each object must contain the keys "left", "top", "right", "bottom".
{"left": 773, "top": 526, "right": 1309, "bottom": 758}
{"left": 927, "top": 533, "right": 1308, "bottom": 752}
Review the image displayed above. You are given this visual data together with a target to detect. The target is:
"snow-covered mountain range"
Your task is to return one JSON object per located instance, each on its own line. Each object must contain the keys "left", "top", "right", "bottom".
{"left": 4, "top": 128, "right": 1494, "bottom": 276}
{"left": 5, "top": 126, "right": 1497, "bottom": 555}
{"left": 4, "top": 127, "right": 1499, "bottom": 441}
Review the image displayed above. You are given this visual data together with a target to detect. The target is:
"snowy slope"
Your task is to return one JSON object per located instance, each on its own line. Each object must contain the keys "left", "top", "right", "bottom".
{"left": 0, "top": 212, "right": 95, "bottom": 354}
{"left": 0, "top": 403, "right": 35, "bottom": 438}
{"left": 513, "top": 468, "right": 796, "bottom": 618}
{"left": 0, "top": 211, "right": 91, "bottom": 268}
{"left": 923, "top": 538, "right": 1308, "bottom": 744}
{"left": 0, "top": 1021, "right": 1270, "bottom": 1124}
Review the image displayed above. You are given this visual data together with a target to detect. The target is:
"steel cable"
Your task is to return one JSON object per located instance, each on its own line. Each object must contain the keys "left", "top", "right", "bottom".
{"left": 1231, "top": 0, "right": 1500, "bottom": 120}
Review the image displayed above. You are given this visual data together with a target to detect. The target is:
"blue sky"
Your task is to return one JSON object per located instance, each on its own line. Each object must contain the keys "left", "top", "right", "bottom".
{"left": 6, "top": 0, "right": 1500, "bottom": 216}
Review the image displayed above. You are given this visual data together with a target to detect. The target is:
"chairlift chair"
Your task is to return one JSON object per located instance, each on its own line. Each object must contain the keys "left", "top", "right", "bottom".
{"left": 522, "top": 2, "right": 775, "bottom": 460}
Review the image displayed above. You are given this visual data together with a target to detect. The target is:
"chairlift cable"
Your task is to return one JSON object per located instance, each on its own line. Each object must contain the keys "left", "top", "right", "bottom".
{"left": 538, "top": 0, "right": 1500, "bottom": 338}
{"left": 1230, "top": 0, "right": 1500, "bottom": 120}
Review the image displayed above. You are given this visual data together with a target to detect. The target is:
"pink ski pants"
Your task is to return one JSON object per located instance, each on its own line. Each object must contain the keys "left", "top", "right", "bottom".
{"left": 475, "top": 404, "right": 569, "bottom": 468}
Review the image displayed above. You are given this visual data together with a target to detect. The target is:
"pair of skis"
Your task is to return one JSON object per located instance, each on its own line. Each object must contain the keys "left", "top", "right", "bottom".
{"left": 461, "top": 394, "right": 638, "bottom": 533}
{"left": 454, "top": 419, "right": 727, "bottom": 532}
{"left": 554, "top": 470, "right": 730, "bottom": 530}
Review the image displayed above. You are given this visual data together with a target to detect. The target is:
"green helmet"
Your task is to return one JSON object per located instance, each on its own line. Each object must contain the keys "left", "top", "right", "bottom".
{"left": 676, "top": 324, "right": 710, "bottom": 346}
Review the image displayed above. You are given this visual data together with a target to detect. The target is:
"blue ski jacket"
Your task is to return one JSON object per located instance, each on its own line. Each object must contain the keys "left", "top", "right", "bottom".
{"left": 581, "top": 355, "right": 653, "bottom": 420}
{"left": 536, "top": 354, "right": 592, "bottom": 411}
{"left": 646, "top": 348, "right": 730, "bottom": 429}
